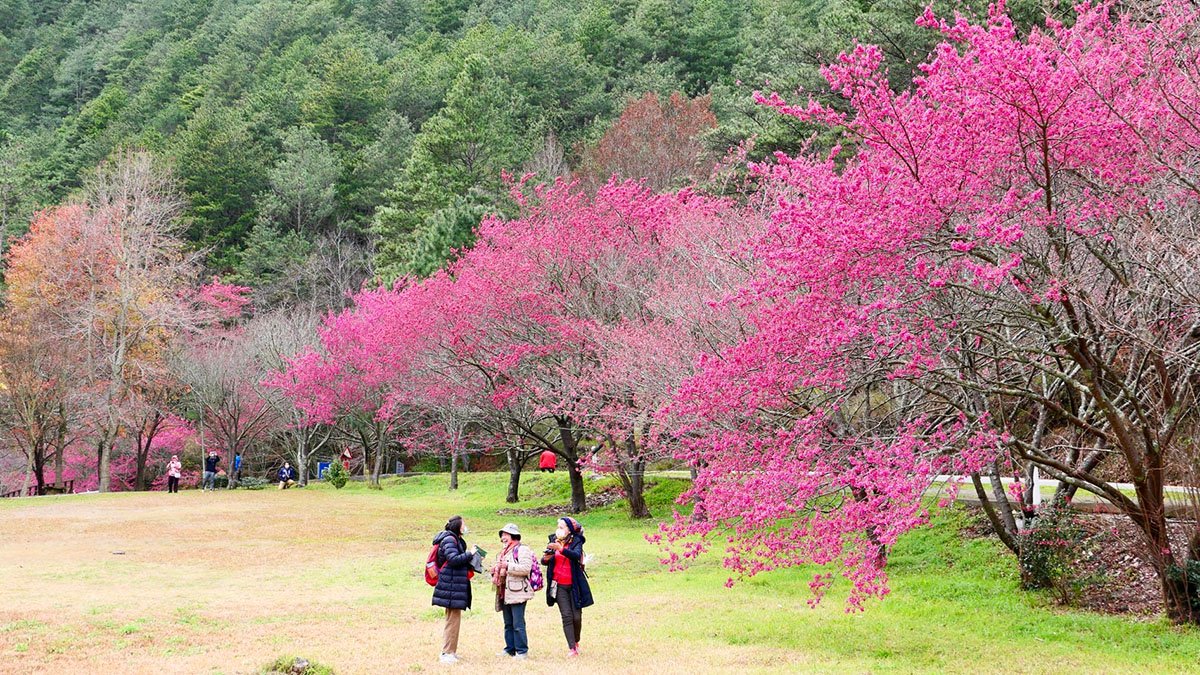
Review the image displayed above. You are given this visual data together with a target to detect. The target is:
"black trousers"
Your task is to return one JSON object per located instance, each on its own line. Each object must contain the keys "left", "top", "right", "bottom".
{"left": 555, "top": 584, "right": 582, "bottom": 648}
{"left": 167, "top": 476, "right": 179, "bottom": 493}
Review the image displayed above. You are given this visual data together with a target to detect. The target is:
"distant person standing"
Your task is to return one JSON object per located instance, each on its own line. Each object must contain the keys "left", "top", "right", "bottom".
{"left": 230, "top": 451, "right": 243, "bottom": 488}
{"left": 166, "top": 455, "right": 182, "bottom": 493}
{"left": 278, "top": 462, "right": 297, "bottom": 489}
{"left": 202, "top": 451, "right": 220, "bottom": 491}
{"left": 538, "top": 450, "right": 557, "bottom": 473}
{"left": 340, "top": 447, "right": 352, "bottom": 472}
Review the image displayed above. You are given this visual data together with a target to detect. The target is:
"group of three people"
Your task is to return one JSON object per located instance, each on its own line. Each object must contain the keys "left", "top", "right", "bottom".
{"left": 431, "top": 515, "right": 593, "bottom": 664}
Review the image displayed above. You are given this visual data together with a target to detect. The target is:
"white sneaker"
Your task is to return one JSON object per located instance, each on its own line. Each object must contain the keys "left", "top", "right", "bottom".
{"left": 497, "top": 650, "right": 514, "bottom": 657}
{"left": 514, "top": 653, "right": 528, "bottom": 661}
{"left": 440, "top": 653, "right": 458, "bottom": 664}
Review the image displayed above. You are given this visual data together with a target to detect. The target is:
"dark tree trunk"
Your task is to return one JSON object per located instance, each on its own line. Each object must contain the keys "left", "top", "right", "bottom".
{"left": 54, "top": 441, "right": 63, "bottom": 489}
{"left": 32, "top": 443, "right": 46, "bottom": 496}
{"left": 506, "top": 447, "right": 522, "bottom": 503}
{"left": 132, "top": 412, "right": 165, "bottom": 491}
{"left": 971, "top": 471, "right": 1019, "bottom": 555}
{"left": 617, "top": 461, "right": 650, "bottom": 518}
{"left": 566, "top": 460, "right": 586, "bottom": 513}
{"left": 450, "top": 449, "right": 459, "bottom": 491}
{"left": 371, "top": 436, "right": 385, "bottom": 488}
{"left": 616, "top": 435, "right": 650, "bottom": 518}
{"left": 557, "top": 418, "right": 586, "bottom": 513}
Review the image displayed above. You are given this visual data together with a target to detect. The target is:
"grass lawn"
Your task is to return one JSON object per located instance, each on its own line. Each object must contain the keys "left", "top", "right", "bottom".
{"left": 0, "top": 472, "right": 1197, "bottom": 674}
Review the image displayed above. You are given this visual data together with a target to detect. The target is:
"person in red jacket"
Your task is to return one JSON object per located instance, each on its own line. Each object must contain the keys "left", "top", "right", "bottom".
{"left": 538, "top": 450, "right": 557, "bottom": 473}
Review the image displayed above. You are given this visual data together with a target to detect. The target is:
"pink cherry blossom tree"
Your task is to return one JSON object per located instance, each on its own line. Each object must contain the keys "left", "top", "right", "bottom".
{"left": 663, "top": 0, "right": 1200, "bottom": 622}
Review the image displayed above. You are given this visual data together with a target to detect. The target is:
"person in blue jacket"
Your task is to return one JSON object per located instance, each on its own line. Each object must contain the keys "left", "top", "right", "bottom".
{"left": 230, "top": 451, "right": 243, "bottom": 488}
{"left": 432, "top": 515, "right": 474, "bottom": 663}
{"left": 277, "top": 462, "right": 297, "bottom": 489}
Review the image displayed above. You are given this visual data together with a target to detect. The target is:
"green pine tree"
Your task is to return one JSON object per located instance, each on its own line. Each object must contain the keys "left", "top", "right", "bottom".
{"left": 373, "top": 54, "right": 528, "bottom": 278}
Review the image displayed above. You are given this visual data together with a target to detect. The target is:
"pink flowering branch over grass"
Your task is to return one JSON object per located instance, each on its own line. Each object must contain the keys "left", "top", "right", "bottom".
{"left": 659, "top": 0, "right": 1200, "bottom": 617}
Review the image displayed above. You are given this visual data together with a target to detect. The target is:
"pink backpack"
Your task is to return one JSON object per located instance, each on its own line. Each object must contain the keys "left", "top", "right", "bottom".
{"left": 517, "top": 545, "right": 545, "bottom": 591}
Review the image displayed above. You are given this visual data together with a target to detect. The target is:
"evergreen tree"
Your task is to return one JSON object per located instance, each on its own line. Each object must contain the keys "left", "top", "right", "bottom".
{"left": 373, "top": 54, "right": 528, "bottom": 278}
{"left": 257, "top": 126, "right": 340, "bottom": 233}
{"left": 172, "top": 105, "right": 268, "bottom": 264}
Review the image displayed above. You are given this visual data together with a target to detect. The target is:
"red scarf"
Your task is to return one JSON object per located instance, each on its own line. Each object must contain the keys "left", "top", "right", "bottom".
{"left": 491, "top": 540, "right": 518, "bottom": 586}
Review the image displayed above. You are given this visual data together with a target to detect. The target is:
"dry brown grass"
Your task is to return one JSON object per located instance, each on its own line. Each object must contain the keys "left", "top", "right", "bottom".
{"left": 0, "top": 487, "right": 794, "bottom": 674}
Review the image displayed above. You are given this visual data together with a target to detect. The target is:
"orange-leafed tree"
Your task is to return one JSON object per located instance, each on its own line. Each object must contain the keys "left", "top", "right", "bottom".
{"left": 2, "top": 151, "right": 201, "bottom": 492}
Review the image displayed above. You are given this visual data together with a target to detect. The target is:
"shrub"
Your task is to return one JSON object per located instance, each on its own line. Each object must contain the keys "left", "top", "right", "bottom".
{"left": 239, "top": 476, "right": 270, "bottom": 490}
{"left": 325, "top": 461, "right": 349, "bottom": 489}
{"left": 260, "top": 655, "right": 334, "bottom": 675}
{"left": 1018, "top": 503, "right": 1102, "bottom": 605}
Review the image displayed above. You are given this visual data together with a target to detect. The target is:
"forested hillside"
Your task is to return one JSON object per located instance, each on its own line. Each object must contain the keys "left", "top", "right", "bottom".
{"left": 0, "top": 0, "right": 1048, "bottom": 297}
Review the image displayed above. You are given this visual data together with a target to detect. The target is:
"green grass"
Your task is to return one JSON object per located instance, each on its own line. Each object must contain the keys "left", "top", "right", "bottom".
{"left": 3, "top": 471, "right": 1197, "bottom": 673}
{"left": 322, "top": 472, "right": 1200, "bottom": 672}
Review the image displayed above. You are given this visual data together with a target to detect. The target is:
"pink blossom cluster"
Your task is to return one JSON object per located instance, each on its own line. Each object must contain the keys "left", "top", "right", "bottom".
{"left": 271, "top": 0, "right": 1200, "bottom": 611}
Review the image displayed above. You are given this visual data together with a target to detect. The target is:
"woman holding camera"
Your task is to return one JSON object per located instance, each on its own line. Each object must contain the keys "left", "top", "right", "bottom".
{"left": 542, "top": 516, "right": 592, "bottom": 657}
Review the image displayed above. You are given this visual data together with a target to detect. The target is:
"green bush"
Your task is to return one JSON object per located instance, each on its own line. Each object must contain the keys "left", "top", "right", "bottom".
{"left": 1166, "top": 560, "right": 1200, "bottom": 617}
{"left": 325, "top": 460, "right": 349, "bottom": 489}
{"left": 239, "top": 476, "right": 270, "bottom": 490}
{"left": 407, "top": 454, "right": 443, "bottom": 473}
{"left": 1018, "top": 503, "right": 1102, "bottom": 604}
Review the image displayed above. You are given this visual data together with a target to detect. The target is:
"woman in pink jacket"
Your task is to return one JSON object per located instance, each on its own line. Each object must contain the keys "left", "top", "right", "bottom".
{"left": 166, "top": 455, "right": 182, "bottom": 493}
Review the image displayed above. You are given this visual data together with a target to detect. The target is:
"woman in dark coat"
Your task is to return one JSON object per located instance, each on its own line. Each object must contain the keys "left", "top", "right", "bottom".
{"left": 542, "top": 516, "right": 593, "bottom": 656}
{"left": 432, "top": 515, "right": 474, "bottom": 663}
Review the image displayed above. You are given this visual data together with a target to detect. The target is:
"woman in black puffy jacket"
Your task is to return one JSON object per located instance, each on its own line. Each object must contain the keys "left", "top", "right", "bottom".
{"left": 432, "top": 515, "right": 474, "bottom": 663}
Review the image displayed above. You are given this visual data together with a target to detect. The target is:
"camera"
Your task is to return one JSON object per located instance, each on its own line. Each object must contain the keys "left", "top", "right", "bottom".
{"left": 544, "top": 533, "right": 556, "bottom": 553}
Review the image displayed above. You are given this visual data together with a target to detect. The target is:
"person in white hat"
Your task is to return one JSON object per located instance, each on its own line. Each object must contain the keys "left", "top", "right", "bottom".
{"left": 491, "top": 522, "right": 537, "bottom": 659}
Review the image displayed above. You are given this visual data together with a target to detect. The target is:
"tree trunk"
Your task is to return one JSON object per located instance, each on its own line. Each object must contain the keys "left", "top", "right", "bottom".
{"left": 369, "top": 444, "right": 384, "bottom": 485}
{"left": 134, "top": 447, "right": 148, "bottom": 491}
{"left": 20, "top": 446, "right": 33, "bottom": 496}
{"left": 450, "top": 449, "right": 459, "bottom": 491}
{"left": 557, "top": 418, "right": 586, "bottom": 513}
{"left": 566, "top": 460, "right": 586, "bottom": 513}
{"left": 296, "top": 437, "right": 309, "bottom": 486}
{"left": 971, "top": 471, "right": 1019, "bottom": 554}
{"left": 618, "top": 459, "right": 650, "bottom": 518}
{"left": 32, "top": 442, "right": 46, "bottom": 496}
{"left": 97, "top": 438, "right": 112, "bottom": 493}
{"left": 134, "top": 434, "right": 150, "bottom": 491}
{"left": 616, "top": 435, "right": 650, "bottom": 518}
{"left": 370, "top": 435, "right": 385, "bottom": 488}
{"left": 506, "top": 447, "right": 522, "bottom": 503}
{"left": 54, "top": 441, "right": 64, "bottom": 489}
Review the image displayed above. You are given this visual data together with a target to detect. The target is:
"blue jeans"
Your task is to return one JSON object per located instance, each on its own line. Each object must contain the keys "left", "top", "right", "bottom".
{"left": 203, "top": 471, "right": 215, "bottom": 490}
{"left": 502, "top": 602, "right": 528, "bottom": 655}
